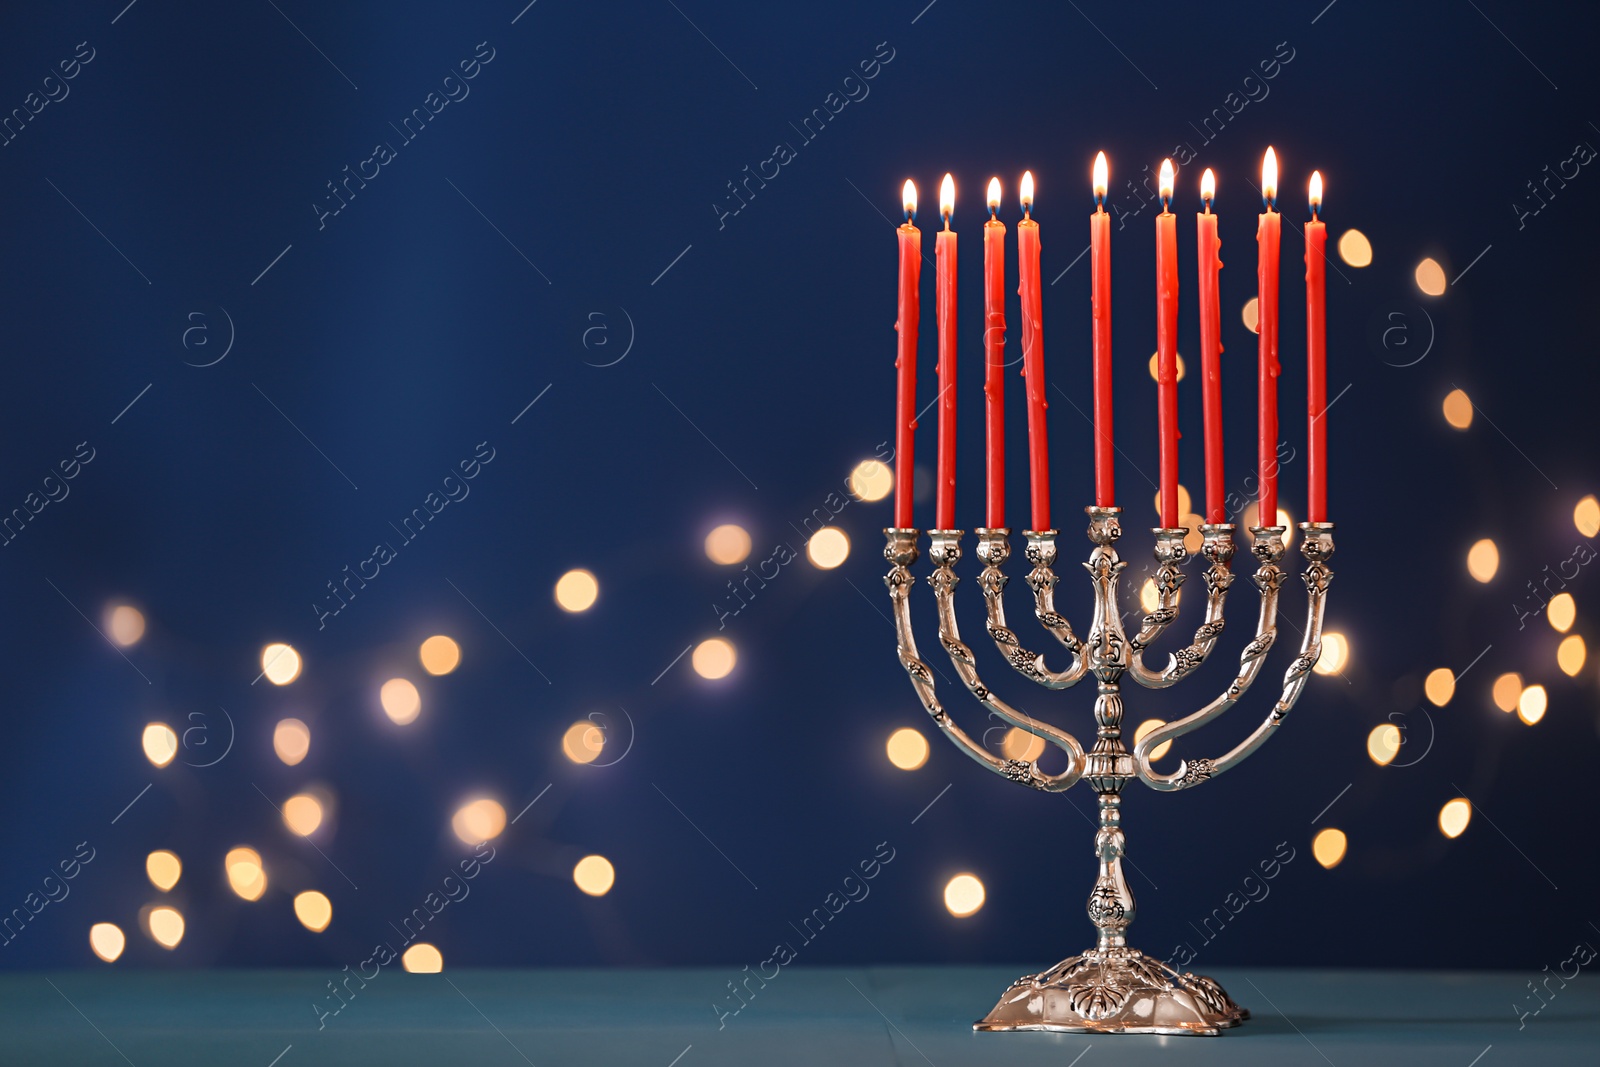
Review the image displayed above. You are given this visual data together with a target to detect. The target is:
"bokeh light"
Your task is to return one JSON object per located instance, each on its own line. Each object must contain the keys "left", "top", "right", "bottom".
{"left": 704, "top": 524, "right": 752, "bottom": 565}
{"left": 1133, "top": 719, "right": 1173, "bottom": 761}
{"left": 294, "top": 890, "right": 333, "bottom": 933}
{"left": 1139, "top": 578, "right": 1161, "bottom": 614}
{"left": 886, "top": 727, "right": 929, "bottom": 771}
{"left": 225, "top": 847, "right": 267, "bottom": 902}
{"left": 1557, "top": 634, "right": 1586, "bottom": 677}
{"left": 1311, "top": 828, "right": 1347, "bottom": 869}
{"left": 1147, "top": 352, "right": 1186, "bottom": 382}
{"left": 1414, "top": 257, "right": 1446, "bottom": 296}
{"left": 573, "top": 854, "right": 616, "bottom": 896}
{"left": 146, "top": 906, "right": 185, "bottom": 949}
{"left": 146, "top": 850, "right": 181, "bottom": 891}
{"left": 1576, "top": 495, "right": 1600, "bottom": 538}
{"left": 419, "top": 635, "right": 461, "bottom": 676}
{"left": 1491, "top": 672, "right": 1523, "bottom": 712}
{"left": 554, "top": 568, "right": 599, "bottom": 612}
{"left": 1466, "top": 539, "right": 1499, "bottom": 583}
{"left": 1001, "top": 727, "right": 1045, "bottom": 762}
{"left": 1547, "top": 592, "right": 1576, "bottom": 632}
{"left": 402, "top": 943, "right": 443, "bottom": 972}
{"left": 283, "top": 794, "right": 324, "bottom": 837}
{"left": 849, "top": 459, "right": 893, "bottom": 502}
{"left": 89, "top": 923, "right": 125, "bottom": 962}
{"left": 692, "top": 638, "right": 736, "bottom": 680}
{"left": 562, "top": 720, "right": 605, "bottom": 764}
{"left": 1337, "top": 228, "right": 1372, "bottom": 267}
{"left": 1438, "top": 798, "right": 1472, "bottom": 839}
{"left": 1423, "top": 668, "right": 1456, "bottom": 707}
{"left": 1518, "top": 684, "right": 1547, "bottom": 725}
{"left": 1239, "top": 502, "right": 1294, "bottom": 547}
{"left": 452, "top": 799, "right": 507, "bottom": 846}
{"left": 380, "top": 678, "right": 422, "bottom": 724}
{"left": 142, "top": 722, "right": 178, "bottom": 768}
{"left": 1242, "top": 296, "right": 1259, "bottom": 333}
{"left": 807, "top": 527, "right": 850, "bottom": 569}
{"left": 944, "top": 873, "right": 986, "bottom": 917}
{"left": 261, "top": 642, "right": 302, "bottom": 685}
{"left": 1314, "top": 632, "right": 1348, "bottom": 675}
{"left": 1151, "top": 484, "right": 1193, "bottom": 520}
{"left": 105, "top": 604, "right": 145, "bottom": 647}
{"left": 1442, "top": 389, "right": 1473, "bottom": 430}
{"left": 274, "top": 718, "right": 311, "bottom": 766}
{"left": 1366, "top": 724, "right": 1401, "bottom": 766}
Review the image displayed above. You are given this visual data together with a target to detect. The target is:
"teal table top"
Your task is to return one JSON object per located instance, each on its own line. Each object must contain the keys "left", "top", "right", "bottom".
{"left": 3, "top": 965, "right": 1593, "bottom": 1065}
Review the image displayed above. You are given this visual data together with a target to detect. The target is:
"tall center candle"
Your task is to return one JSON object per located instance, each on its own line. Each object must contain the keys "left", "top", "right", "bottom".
{"left": 1155, "top": 159, "right": 1180, "bottom": 529}
{"left": 935, "top": 174, "right": 958, "bottom": 531}
{"left": 983, "top": 177, "right": 1007, "bottom": 530}
{"left": 894, "top": 180, "right": 921, "bottom": 529}
{"left": 1197, "top": 168, "right": 1226, "bottom": 525}
{"left": 1090, "top": 151, "right": 1115, "bottom": 508}
{"left": 1017, "top": 171, "right": 1051, "bottom": 532}
{"left": 1256, "top": 148, "right": 1281, "bottom": 529}
{"left": 1305, "top": 170, "right": 1328, "bottom": 524}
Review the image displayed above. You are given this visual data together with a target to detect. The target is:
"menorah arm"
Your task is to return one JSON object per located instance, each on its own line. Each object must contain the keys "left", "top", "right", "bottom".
{"left": 885, "top": 529, "right": 1086, "bottom": 793}
{"left": 974, "top": 529, "right": 1089, "bottom": 689}
{"left": 1133, "top": 523, "right": 1334, "bottom": 791}
{"left": 1126, "top": 525, "right": 1237, "bottom": 689}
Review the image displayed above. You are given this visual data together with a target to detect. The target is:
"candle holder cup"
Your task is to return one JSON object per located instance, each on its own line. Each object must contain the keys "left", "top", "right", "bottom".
{"left": 884, "top": 509, "right": 1335, "bottom": 1035}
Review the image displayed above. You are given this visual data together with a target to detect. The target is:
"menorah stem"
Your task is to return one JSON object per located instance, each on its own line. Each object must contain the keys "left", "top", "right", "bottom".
{"left": 1089, "top": 789, "right": 1134, "bottom": 951}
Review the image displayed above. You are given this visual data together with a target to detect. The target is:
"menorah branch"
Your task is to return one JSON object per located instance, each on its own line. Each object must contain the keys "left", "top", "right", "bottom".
{"left": 974, "top": 528, "right": 1089, "bottom": 689}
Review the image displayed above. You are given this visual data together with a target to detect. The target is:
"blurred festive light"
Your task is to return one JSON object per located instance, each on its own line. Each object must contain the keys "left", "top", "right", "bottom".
{"left": 573, "top": 855, "right": 616, "bottom": 897}
{"left": 274, "top": 718, "right": 311, "bottom": 766}
{"left": 1133, "top": 719, "right": 1172, "bottom": 761}
{"left": 1491, "top": 672, "right": 1523, "bottom": 712}
{"left": 225, "top": 847, "right": 267, "bottom": 902}
{"left": 692, "top": 638, "right": 736, "bottom": 680}
{"left": 1180, "top": 514, "right": 1205, "bottom": 554}
{"left": 1438, "top": 798, "right": 1472, "bottom": 839}
{"left": 1337, "top": 228, "right": 1372, "bottom": 267}
{"left": 294, "top": 890, "right": 333, "bottom": 933}
{"left": 282, "top": 794, "right": 324, "bottom": 837}
{"left": 944, "top": 874, "right": 986, "bottom": 917}
{"left": 146, "top": 906, "right": 185, "bottom": 949}
{"left": 88, "top": 923, "right": 125, "bottom": 963}
{"left": 1466, "top": 539, "right": 1499, "bottom": 583}
{"left": 849, "top": 459, "right": 893, "bottom": 502}
{"left": 1414, "top": 257, "right": 1447, "bottom": 296}
{"left": 1547, "top": 592, "right": 1576, "bottom": 632}
{"left": 261, "top": 643, "right": 302, "bottom": 685}
{"left": 1152, "top": 484, "right": 1192, "bottom": 520}
{"left": 146, "top": 850, "right": 181, "bottom": 891}
{"left": 1242, "top": 296, "right": 1259, "bottom": 333}
{"left": 419, "top": 635, "right": 461, "bottom": 676}
{"left": 704, "top": 524, "right": 752, "bottom": 565}
{"left": 1423, "top": 668, "right": 1456, "bottom": 707}
{"left": 1139, "top": 578, "right": 1161, "bottom": 614}
{"left": 142, "top": 722, "right": 178, "bottom": 768}
{"left": 402, "top": 943, "right": 443, "bottom": 973}
{"left": 1001, "top": 727, "right": 1045, "bottom": 762}
{"left": 1147, "top": 352, "right": 1186, "bottom": 382}
{"left": 807, "top": 527, "right": 850, "bottom": 569}
{"left": 1314, "top": 632, "right": 1348, "bottom": 675}
{"left": 554, "top": 568, "right": 599, "bottom": 612}
{"left": 1441, "top": 389, "right": 1473, "bottom": 430}
{"left": 1575, "top": 495, "right": 1600, "bottom": 538}
{"left": 451, "top": 799, "right": 506, "bottom": 846}
{"left": 885, "top": 727, "right": 929, "bottom": 771}
{"left": 380, "top": 678, "right": 422, "bottom": 725}
{"left": 1366, "top": 724, "right": 1401, "bottom": 766}
{"left": 1558, "top": 634, "right": 1587, "bottom": 677}
{"left": 562, "top": 720, "right": 605, "bottom": 764}
{"left": 1518, "top": 684, "right": 1547, "bottom": 725}
{"left": 105, "top": 604, "right": 145, "bottom": 647}
{"left": 1311, "top": 828, "right": 1347, "bottom": 869}
{"left": 1239, "top": 502, "right": 1294, "bottom": 547}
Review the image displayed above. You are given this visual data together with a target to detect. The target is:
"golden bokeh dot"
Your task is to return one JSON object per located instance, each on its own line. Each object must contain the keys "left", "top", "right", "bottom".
{"left": 1547, "top": 592, "right": 1576, "bottom": 633}
{"left": 146, "top": 850, "right": 182, "bottom": 892}
{"left": 1311, "top": 828, "right": 1347, "bottom": 869}
{"left": 1180, "top": 513, "right": 1205, "bottom": 555}
{"left": 451, "top": 799, "right": 506, "bottom": 846}
{"left": 807, "top": 527, "right": 851, "bottom": 569}
{"left": 402, "top": 943, "right": 443, "bottom": 973}
{"left": 1337, "top": 228, "right": 1372, "bottom": 268}
{"left": 142, "top": 722, "right": 178, "bottom": 768}
{"left": 273, "top": 718, "right": 310, "bottom": 766}
{"left": 1147, "top": 352, "right": 1187, "bottom": 382}
{"left": 1001, "top": 727, "right": 1045, "bottom": 762}
{"left": 554, "top": 568, "right": 599, "bottom": 612}
{"left": 849, "top": 459, "right": 893, "bottom": 502}
{"left": 1139, "top": 578, "right": 1161, "bottom": 615}
{"left": 106, "top": 604, "right": 146, "bottom": 647}
{"left": 1517, "top": 684, "right": 1547, "bottom": 725}
{"left": 1466, "top": 539, "right": 1499, "bottom": 583}
{"left": 1423, "top": 667, "right": 1456, "bottom": 707}
{"left": 1366, "top": 723, "right": 1401, "bottom": 766}
{"left": 1242, "top": 296, "right": 1260, "bottom": 333}
{"left": 704, "top": 524, "right": 752, "bottom": 565}
{"left": 1575, "top": 495, "right": 1600, "bottom": 538}
{"left": 1491, "top": 672, "right": 1523, "bottom": 713}
{"left": 573, "top": 854, "right": 616, "bottom": 897}
{"left": 89, "top": 923, "right": 125, "bottom": 963}
{"left": 1239, "top": 503, "right": 1294, "bottom": 547}
{"left": 1414, "top": 257, "right": 1447, "bottom": 296}
{"left": 1557, "top": 634, "right": 1587, "bottom": 677}
{"left": 886, "top": 727, "right": 929, "bottom": 771}
{"left": 261, "top": 642, "right": 302, "bottom": 685}
{"left": 146, "top": 906, "right": 185, "bottom": 949}
{"left": 283, "top": 794, "right": 324, "bottom": 837}
{"left": 1442, "top": 389, "right": 1473, "bottom": 430}
{"left": 562, "top": 720, "right": 605, "bottom": 764}
{"left": 944, "top": 873, "right": 986, "bottom": 917}
{"left": 380, "top": 678, "right": 422, "bottom": 725}
{"left": 1152, "top": 484, "right": 1193, "bottom": 520}
{"left": 225, "top": 847, "right": 267, "bottom": 902}
{"left": 1133, "top": 719, "right": 1172, "bottom": 762}
{"left": 294, "top": 890, "right": 333, "bottom": 933}
{"left": 419, "top": 635, "right": 461, "bottom": 676}
{"left": 692, "top": 637, "right": 736, "bottom": 680}
{"left": 1438, "top": 798, "right": 1472, "bottom": 839}
{"left": 1314, "top": 632, "right": 1348, "bottom": 676}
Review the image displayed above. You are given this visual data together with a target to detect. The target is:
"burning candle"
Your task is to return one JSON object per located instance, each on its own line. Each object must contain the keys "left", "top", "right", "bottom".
{"left": 1155, "top": 159, "right": 1180, "bottom": 529}
{"left": 894, "top": 179, "right": 921, "bottom": 529}
{"left": 1305, "top": 170, "right": 1327, "bottom": 523}
{"left": 1256, "top": 147, "right": 1281, "bottom": 529}
{"left": 935, "top": 174, "right": 958, "bottom": 531}
{"left": 1017, "top": 171, "right": 1050, "bottom": 532}
{"left": 1197, "top": 168, "right": 1225, "bottom": 525}
{"left": 983, "top": 177, "right": 1007, "bottom": 530}
{"left": 1090, "top": 151, "right": 1115, "bottom": 508}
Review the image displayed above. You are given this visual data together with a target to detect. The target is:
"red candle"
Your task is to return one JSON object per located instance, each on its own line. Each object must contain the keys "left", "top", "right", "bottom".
{"left": 1017, "top": 171, "right": 1050, "bottom": 532}
{"left": 935, "top": 174, "right": 958, "bottom": 531}
{"left": 1090, "top": 151, "right": 1115, "bottom": 508}
{"left": 1155, "top": 159, "right": 1180, "bottom": 529}
{"left": 983, "top": 177, "right": 1007, "bottom": 530}
{"left": 1305, "top": 170, "right": 1328, "bottom": 523}
{"left": 1197, "top": 168, "right": 1225, "bottom": 525}
{"left": 894, "top": 180, "right": 921, "bottom": 529}
{"left": 1256, "top": 147, "right": 1281, "bottom": 529}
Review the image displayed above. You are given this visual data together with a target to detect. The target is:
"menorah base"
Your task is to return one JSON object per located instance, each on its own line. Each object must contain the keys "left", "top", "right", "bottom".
{"left": 973, "top": 946, "right": 1248, "bottom": 1036}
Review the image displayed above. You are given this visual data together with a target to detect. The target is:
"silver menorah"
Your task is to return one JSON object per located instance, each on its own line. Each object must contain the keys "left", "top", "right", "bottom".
{"left": 884, "top": 508, "right": 1335, "bottom": 1035}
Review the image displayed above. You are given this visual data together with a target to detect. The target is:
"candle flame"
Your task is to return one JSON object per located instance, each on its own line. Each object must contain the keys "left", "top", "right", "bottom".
{"left": 1020, "top": 170, "right": 1034, "bottom": 212}
{"left": 987, "top": 177, "right": 1001, "bottom": 213}
{"left": 1309, "top": 170, "right": 1323, "bottom": 213}
{"left": 1158, "top": 158, "right": 1175, "bottom": 207}
{"left": 1201, "top": 167, "right": 1216, "bottom": 203}
{"left": 939, "top": 173, "right": 955, "bottom": 220}
{"left": 1092, "top": 151, "right": 1108, "bottom": 203}
{"left": 902, "top": 179, "right": 917, "bottom": 219}
{"left": 1262, "top": 146, "right": 1278, "bottom": 207}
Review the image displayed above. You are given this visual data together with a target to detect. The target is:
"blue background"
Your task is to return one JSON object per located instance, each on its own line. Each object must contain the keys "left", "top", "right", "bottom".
{"left": 0, "top": 0, "right": 1595, "bottom": 975}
